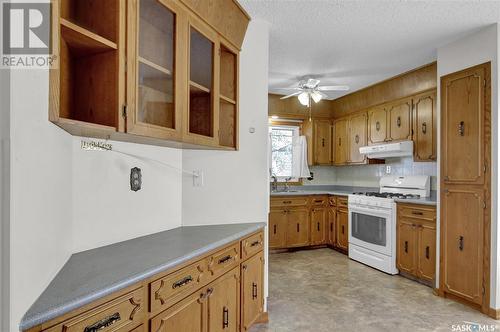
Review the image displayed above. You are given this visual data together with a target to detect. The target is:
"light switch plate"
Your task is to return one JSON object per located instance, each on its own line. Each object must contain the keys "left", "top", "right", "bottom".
{"left": 386, "top": 166, "right": 391, "bottom": 174}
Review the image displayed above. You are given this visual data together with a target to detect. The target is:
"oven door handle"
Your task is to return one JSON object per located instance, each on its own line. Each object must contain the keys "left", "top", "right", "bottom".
{"left": 349, "top": 206, "right": 393, "bottom": 219}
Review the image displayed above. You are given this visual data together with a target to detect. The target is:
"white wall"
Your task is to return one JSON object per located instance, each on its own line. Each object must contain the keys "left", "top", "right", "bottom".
{"left": 9, "top": 70, "right": 74, "bottom": 332}
{"left": 182, "top": 18, "right": 270, "bottom": 302}
{"left": 436, "top": 24, "right": 499, "bottom": 308}
{"left": 1, "top": 68, "right": 11, "bottom": 332}
{"left": 71, "top": 139, "right": 182, "bottom": 252}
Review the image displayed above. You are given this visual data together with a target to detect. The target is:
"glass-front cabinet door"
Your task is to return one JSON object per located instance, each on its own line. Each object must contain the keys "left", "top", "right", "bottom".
{"left": 185, "top": 17, "right": 219, "bottom": 146}
{"left": 126, "top": 0, "right": 181, "bottom": 139}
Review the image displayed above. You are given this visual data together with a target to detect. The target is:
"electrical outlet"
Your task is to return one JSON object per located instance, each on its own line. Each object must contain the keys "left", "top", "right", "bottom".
{"left": 386, "top": 166, "right": 391, "bottom": 174}
{"left": 193, "top": 170, "right": 204, "bottom": 187}
{"left": 130, "top": 167, "right": 142, "bottom": 191}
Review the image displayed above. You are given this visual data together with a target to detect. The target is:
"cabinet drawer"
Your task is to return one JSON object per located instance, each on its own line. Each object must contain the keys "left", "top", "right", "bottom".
{"left": 311, "top": 196, "right": 328, "bottom": 206}
{"left": 241, "top": 231, "right": 264, "bottom": 260}
{"left": 270, "top": 196, "right": 309, "bottom": 207}
{"left": 398, "top": 204, "right": 436, "bottom": 221}
{"left": 336, "top": 196, "right": 348, "bottom": 208}
{"left": 329, "top": 196, "right": 336, "bottom": 206}
{"left": 45, "top": 288, "right": 143, "bottom": 332}
{"left": 208, "top": 243, "right": 240, "bottom": 278}
{"left": 150, "top": 259, "right": 208, "bottom": 313}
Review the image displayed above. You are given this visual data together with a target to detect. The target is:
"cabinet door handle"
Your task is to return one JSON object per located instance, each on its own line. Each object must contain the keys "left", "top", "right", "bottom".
{"left": 314, "top": 199, "right": 323, "bottom": 203}
{"left": 172, "top": 275, "right": 193, "bottom": 289}
{"left": 322, "top": 138, "right": 325, "bottom": 147}
{"left": 459, "top": 236, "right": 464, "bottom": 251}
{"left": 218, "top": 255, "right": 233, "bottom": 265}
{"left": 338, "top": 137, "right": 341, "bottom": 146}
{"left": 273, "top": 225, "right": 277, "bottom": 234}
{"left": 252, "top": 282, "right": 258, "bottom": 300}
{"left": 317, "top": 222, "right": 320, "bottom": 231}
{"left": 250, "top": 240, "right": 262, "bottom": 247}
{"left": 375, "top": 121, "right": 381, "bottom": 131}
{"left": 458, "top": 121, "right": 465, "bottom": 136}
{"left": 355, "top": 134, "right": 359, "bottom": 144}
{"left": 404, "top": 241, "right": 408, "bottom": 253}
{"left": 341, "top": 225, "right": 344, "bottom": 234}
{"left": 296, "top": 223, "right": 300, "bottom": 232}
{"left": 84, "top": 313, "right": 121, "bottom": 332}
{"left": 425, "top": 246, "right": 430, "bottom": 259}
{"left": 283, "top": 200, "right": 292, "bottom": 204}
{"left": 222, "top": 306, "right": 229, "bottom": 329}
{"left": 422, "top": 122, "right": 427, "bottom": 134}
{"left": 397, "top": 116, "right": 401, "bottom": 127}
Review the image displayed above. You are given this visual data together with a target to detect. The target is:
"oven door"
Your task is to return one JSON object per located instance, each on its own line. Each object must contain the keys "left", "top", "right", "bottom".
{"left": 348, "top": 205, "right": 392, "bottom": 256}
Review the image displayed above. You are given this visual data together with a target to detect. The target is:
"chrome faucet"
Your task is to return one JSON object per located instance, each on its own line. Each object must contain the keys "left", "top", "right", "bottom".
{"left": 271, "top": 175, "right": 278, "bottom": 192}
{"left": 284, "top": 177, "right": 292, "bottom": 192}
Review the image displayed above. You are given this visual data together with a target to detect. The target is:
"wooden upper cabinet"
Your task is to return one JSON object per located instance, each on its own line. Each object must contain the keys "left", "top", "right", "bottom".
{"left": 368, "top": 107, "right": 388, "bottom": 145}
{"left": 268, "top": 209, "right": 287, "bottom": 249}
{"left": 348, "top": 113, "right": 367, "bottom": 164}
{"left": 314, "top": 120, "right": 332, "bottom": 165}
{"left": 50, "top": 0, "right": 248, "bottom": 150}
{"left": 441, "top": 66, "right": 486, "bottom": 185}
{"left": 127, "top": 0, "right": 182, "bottom": 140}
{"left": 413, "top": 91, "right": 437, "bottom": 161}
{"left": 387, "top": 98, "right": 412, "bottom": 142}
{"left": 334, "top": 119, "right": 348, "bottom": 165}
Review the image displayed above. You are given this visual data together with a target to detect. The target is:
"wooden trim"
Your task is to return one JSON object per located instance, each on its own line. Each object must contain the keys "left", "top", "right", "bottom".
{"left": 220, "top": 94, "right": 236, "bottom": 105}
{"left": 254, "top": 311, "right": 269, "bottom": 324}
{"left": 60, "top": 18, "right": 118, "bottom": 50}
{"left": 138, "top": 56, "right": 172, "bottom": 76}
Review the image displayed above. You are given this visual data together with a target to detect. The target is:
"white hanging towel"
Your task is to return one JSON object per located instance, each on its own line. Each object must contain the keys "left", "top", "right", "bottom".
{"left": 292, "top": 135, "right": 311, "bottom": 178}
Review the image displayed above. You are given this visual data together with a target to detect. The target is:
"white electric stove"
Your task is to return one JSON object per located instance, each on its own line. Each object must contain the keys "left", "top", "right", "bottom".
{"left": 348, "top": 176, "right": 430, "bottom": 274}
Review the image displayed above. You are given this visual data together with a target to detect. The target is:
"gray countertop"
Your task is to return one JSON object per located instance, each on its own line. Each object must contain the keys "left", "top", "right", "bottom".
{"left": 270, "top": 185, "right": 437, "bottom": 206}
{"left": 20, "top": 222, "right": 266, "bottom": 331}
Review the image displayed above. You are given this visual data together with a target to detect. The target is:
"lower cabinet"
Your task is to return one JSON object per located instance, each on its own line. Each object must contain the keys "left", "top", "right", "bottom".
{"left": 241, "top": 252, "right": 264, "bottom": 331}
{"left": 396, "top": 204, "right": 436, "bottom": 285}
{"left": 336, "top": 208, "right": 349, "bottom": 251}
{"left": 311, "top": 207, "right": 328, "bottom": 245}
{"left": 268, "top": 209, "right": 287, "bottom": 249}
{"left": 286, "top": 208, "right": 310, "bottom": 247}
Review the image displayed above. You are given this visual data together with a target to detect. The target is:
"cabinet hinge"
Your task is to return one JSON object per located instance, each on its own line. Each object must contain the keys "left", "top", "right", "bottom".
{"left": 122, "top": 105, "right": 128, "bottom": 119}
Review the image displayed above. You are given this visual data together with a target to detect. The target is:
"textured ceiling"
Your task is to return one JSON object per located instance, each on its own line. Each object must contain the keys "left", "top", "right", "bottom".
{"left": 240, "top": 0, "right": 500, "bottom": 99}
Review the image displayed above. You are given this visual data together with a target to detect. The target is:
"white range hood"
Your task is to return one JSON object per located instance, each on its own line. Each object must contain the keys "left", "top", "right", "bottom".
{"left": 359, "top": 140, "right": 413, "bottom": 159}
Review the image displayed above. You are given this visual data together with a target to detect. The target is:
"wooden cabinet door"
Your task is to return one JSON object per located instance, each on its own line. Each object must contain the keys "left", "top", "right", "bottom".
{"left": 286, "top": 208, "right": 310, "bottom": 247}
{"left": 387, "top": 98, "right": 412, "bottom": 142}
{"left": 310, "top": 207, "right": 327, "bottom": 245}
{"left": 150, "top": 287, "right": 207, "bottom": 332}
{"left": 396, "top": 219, "right": 417, "bottom": 275}
{"left": 441, "top": 65, "right": 486, "bottom": 185}
{"left": 241, "top": 252, "right": 264, "bottom": 331}
{"left": 334, "top": 119, "right": 348, "bottom": 165}
{"left": 207, "top": 268, "right": 239, "bottom": 332}
{"left": 368, "top": 107, "right": 387, "bottom": 145}
{"left": 417, "top": 223, "right": 436, "bottom": 283}
{"left": 268, "top": 209, "right": 287, "bottom": 249}
{"left": 413, "top": 91, "right": 437, "bottom": 161}
{"left": 336, "top": 209, "right": 348, "bottom": 250}
{"left": 441, "top": 187, "right": 484, "bottom": 305}
{"left": 348, "top": 113, "right": 367, "bottom": 164}
{"left": 314, "top": 120, "right": 332, "bottom": 165}
{"left": 328, "top": 207, "right": 336, "bottom": 245}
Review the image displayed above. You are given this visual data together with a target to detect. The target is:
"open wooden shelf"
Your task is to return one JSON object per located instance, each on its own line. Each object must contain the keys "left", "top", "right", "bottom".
{"left": 189, "top": 80, "right": 210, "bottom": 93}
{"left": 220, "top": 94, "right": 236, "bottom": 105}
{"left": 61, "top": 0, "right": 118, "bottom": 43}
{"left": 61, "top": 19, "right": 117, "bottom": 56}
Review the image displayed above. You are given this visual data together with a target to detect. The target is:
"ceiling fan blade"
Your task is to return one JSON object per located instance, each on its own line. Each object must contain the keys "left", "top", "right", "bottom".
{"left": 318, "top": 85, "right": 350, "bottom": 91}
{"left": 280, "top": 91, "right": 302, "bottom": 100}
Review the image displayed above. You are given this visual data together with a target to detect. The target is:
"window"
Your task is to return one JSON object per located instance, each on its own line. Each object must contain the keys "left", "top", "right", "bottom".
{"left": 269, "top": 125, "right": 300, "bottom": 182}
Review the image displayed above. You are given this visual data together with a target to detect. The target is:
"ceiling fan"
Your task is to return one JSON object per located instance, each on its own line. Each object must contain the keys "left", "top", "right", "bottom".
{"left": 279, "top": 78, "right": 349, "bottom": 106}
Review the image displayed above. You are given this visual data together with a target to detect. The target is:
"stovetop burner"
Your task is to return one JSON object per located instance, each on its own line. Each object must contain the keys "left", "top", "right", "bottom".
{"left": 352, "top": 192, "right": 421, "bottom": 199}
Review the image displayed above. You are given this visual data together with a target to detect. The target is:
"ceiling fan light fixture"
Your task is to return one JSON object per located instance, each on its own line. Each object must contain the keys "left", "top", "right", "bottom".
{"left": 311, "top": 91, "right": 322, "bottom": 103}
{"left": 298, "top": 92, "right": 310, "bottom": 106}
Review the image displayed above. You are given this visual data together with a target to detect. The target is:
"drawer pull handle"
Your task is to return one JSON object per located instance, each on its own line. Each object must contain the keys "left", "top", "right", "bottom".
{"left": 425, "top": 246, "right": 430, "bottom": 259}
{"left": 252, "top": 282, "right": 258, "bottom": 300}
{"left": 84, "top": 312, "right": 120, "bottom": 332}
{"left": 314, "top": 200, "right": 323, "bottom": 203}
{"left": 404, "top": 241, "right": 408, "bottom": 253}
{"left": 223, "top": 306, "right": 229, "bottom": 328}
{"left": 411, "top": 211, "right": 424, "bottom": 216}
{"left": 172, "top": 275, "right": 193, "bottom": 289}
{"left": 218, "top": 255, "right": 233, "bottom": 265}
{"left": 283, "top": 200, "right": 292, "bottom": 204}
{"left": 250, "top": 240, "right": 262, "bottom": 247}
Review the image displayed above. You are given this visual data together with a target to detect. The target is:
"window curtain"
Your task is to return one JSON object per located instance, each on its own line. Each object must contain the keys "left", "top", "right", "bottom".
{"left": 292, "top": 135, "right": 311, "bottom": 178}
